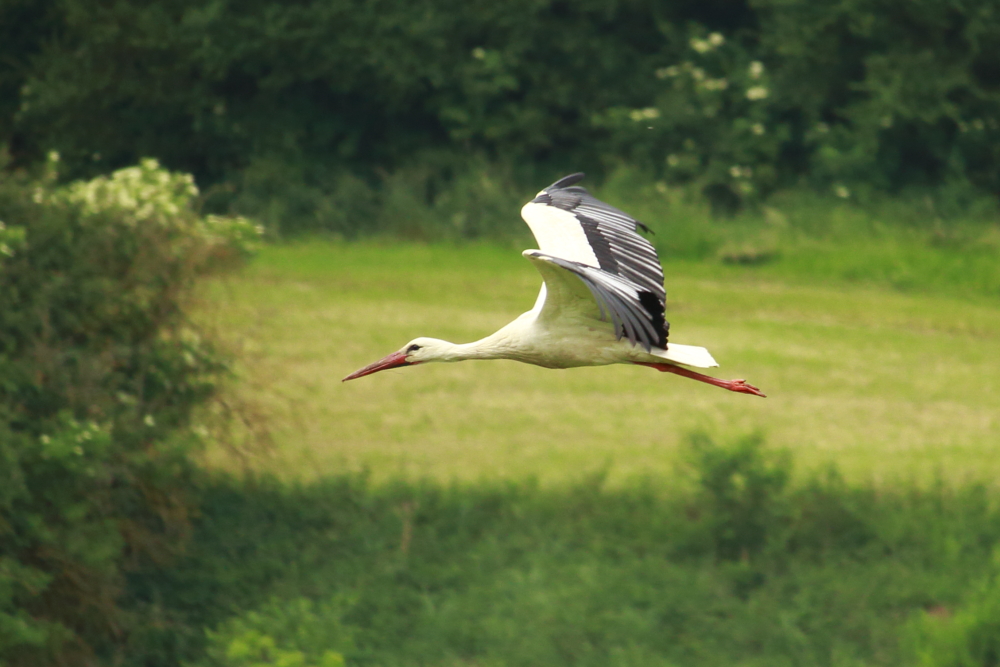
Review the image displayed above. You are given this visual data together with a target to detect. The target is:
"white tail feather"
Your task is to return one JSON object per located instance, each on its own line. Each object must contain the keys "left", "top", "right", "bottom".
{"left": 656, "top": 343, "right": 718, "bottom": 368}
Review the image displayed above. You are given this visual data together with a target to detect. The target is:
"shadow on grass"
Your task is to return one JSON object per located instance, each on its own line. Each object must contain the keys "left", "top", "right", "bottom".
{"left": 120, "top": 434, "right": 1000, "bottom": 667}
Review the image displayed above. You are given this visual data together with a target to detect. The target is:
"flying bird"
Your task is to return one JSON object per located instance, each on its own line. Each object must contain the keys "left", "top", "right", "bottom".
{"left": 343, "top": 173, "right": 765, "bottom": 397}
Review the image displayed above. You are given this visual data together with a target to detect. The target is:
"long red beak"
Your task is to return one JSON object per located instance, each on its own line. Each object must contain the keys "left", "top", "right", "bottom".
{"left": 342, "top": 351, "right": 411, "bottom": 382}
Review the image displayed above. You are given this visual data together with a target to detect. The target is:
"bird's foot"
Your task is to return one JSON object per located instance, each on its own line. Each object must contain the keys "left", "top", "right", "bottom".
{"left": 725, "top": 379, "right": 766, "bottom": 398}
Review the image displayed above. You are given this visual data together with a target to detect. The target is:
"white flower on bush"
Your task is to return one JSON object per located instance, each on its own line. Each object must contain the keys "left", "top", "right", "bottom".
{"left": 35, "top": 158, "right": 263, "bottom": 261}
{"left": 629, "top": 108, "right": 660, "bottom": 121}
{"left": 690, "top": 38, "right": 711, "bottom": 53}
{"left": 746, "top": 86, "right": 769, "bottom": 101}
{"left": 471, "top": 47, "right": 486, "bottom": 60}
{"left": 58, "top": 158, "right": 198, "bottom": 226}
{"left": 834, "top": 184, "right": 850, "bottom": 198}
{"left": 656, "top": 66, "right": 680, "bottom": 79}
{"left": 749, "top": 61, "right": 765, "bottom": 79}
{"left": 702, "top": 78, "right": 728, "bottom": 91}
{"left": 691, "top": 33, "right": 724, "bottom": 53}
{"left": 37, "top": 416, "right": 112, "bottom": 464}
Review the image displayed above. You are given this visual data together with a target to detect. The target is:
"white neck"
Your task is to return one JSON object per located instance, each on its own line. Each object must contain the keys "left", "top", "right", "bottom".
{"left": 421, "top": 313, "right": 533, "bottom": 364}
{"left": 441, "top": 331, "right": 514, "bottom": 361}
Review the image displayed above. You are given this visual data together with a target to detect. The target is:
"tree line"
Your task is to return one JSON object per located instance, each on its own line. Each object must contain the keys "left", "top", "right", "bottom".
{"left": 3, "top": 0, "right": 999, "bottom": 224}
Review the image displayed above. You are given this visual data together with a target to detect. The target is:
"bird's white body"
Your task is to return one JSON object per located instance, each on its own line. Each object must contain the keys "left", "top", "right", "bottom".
{"left": 410, "top": 285, "right": 716, "bottom": 370}
{"left": 344, "top": 173, "right": 763, "bottom": 397}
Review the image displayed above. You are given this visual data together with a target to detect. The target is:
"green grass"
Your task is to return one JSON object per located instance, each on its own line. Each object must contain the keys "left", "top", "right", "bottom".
{"left": 141, "top": 210, "right": 1000, "bottom": 667}
{"left": 197, "top": 236, "right": 1000, "bottom": 487}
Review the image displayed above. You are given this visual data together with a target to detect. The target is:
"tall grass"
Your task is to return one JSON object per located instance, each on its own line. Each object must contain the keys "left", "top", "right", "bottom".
{"left": 122, "top": 434, "right": 1000, "bottom": 667}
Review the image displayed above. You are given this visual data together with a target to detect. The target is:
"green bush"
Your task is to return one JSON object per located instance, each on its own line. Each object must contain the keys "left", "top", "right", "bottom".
{"left": 0, "top": 156, "right": 259, "bottom": 665}
{"left": 906, "top": 563, "right": 1000, "bottom": 666}
{"left": 192, "top": 597, "right": 353, "bottom": 667}
{"left": 117, "top": 446, "right": 1000, "bottom": 667}
{"left": 753, "top": 0, "right": 1000, "bottom": 197}
{"left": 225, "top": 154, "right": 533, "bottom": 240}
{"left": 597, "top": 30, "right": 787, "bottom": 212}
{"left": 683, "top": 432, "right": 792, "bottom": 562}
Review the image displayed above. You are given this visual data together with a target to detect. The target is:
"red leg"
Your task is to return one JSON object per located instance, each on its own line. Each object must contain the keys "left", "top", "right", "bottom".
{"left": 635, "top": 362, "right": 766, "bottom": 398}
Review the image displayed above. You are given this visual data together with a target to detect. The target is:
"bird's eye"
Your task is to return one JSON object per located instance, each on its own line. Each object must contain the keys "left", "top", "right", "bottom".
{"left": 406, "top": 344, "right": 421, "bottom": 353}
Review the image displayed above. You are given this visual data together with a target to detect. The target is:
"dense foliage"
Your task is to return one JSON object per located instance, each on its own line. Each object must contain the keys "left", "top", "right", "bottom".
{"left": 119, "top": 435, "right": 1000, "bottom": 666}
{"left": 4, "top": 0, "right": 1000, "bottom": 233}
{"left": 0, "top": 157, "right": 259, "bottom": 665}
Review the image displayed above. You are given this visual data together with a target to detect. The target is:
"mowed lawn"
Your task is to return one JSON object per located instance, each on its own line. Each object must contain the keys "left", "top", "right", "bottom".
{"left": 199, "top": 240, "right": 1000, "bottom": 486}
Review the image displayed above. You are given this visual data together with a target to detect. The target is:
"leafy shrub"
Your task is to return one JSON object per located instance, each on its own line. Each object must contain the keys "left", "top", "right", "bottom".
{"left": 116, "top": 454, "right": 1000, "bottom": 667}
{"left": 753, "top": 0, "right": 1000, "bottom": 197}
{"left": 0, "top": 156, "right": 260, "bottom": 665}
{"left": 906, "top": 564, "right": 1000, "bottom": 667}
{"left": 598, "top": 30, "right": 786, "bottom": 212}
{"left": 683, "top": 432, "right": 792, "bottom": 562}
{"left": 227, "top": 153, "right": 534, "bottom": 240}
{"left": 192, "top": 597, "right": 354, "bottom": 667}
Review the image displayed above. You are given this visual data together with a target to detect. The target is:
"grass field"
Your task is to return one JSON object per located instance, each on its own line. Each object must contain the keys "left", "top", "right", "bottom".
{"left": 153, "top": 210, "right": 1000, "bottom": 667}
{"left": 198, "top": 236, "right": 1000, "bottom": 487}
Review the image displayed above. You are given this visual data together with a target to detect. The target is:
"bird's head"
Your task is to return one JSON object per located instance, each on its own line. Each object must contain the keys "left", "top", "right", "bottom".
{"left": 342, "top": 337, "right": 453, "bottom": 382}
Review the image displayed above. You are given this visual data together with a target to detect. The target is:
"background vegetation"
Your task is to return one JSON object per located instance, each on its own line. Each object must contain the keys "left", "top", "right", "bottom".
{"left": 4, "top": 0, "right": 1000, "bottom": 235}
{"left": 0, "top": 158, "right": 258, "bottom": 665}
{"left": 2, "top": 0, "right": 1000, "bottom": 665}
{"left": 119, "top": 436, "right": 1000, "bottom": 667}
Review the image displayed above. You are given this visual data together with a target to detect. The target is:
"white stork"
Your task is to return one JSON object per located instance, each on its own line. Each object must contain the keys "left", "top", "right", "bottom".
{"left": 343, "top": 173, "right": 765, "bottom": 397}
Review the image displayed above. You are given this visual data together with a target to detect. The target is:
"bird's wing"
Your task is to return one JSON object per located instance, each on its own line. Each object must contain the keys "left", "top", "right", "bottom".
{"left": 520, "top": 173, "right": 668, "bottom": 351}
{"left": 523, "top": 251, "right": 667, "bottom": 352}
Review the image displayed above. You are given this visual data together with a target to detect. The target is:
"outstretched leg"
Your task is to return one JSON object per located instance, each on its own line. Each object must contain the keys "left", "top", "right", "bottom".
{"left": 635, "top": 362, "right": 766, "bottom": 397}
